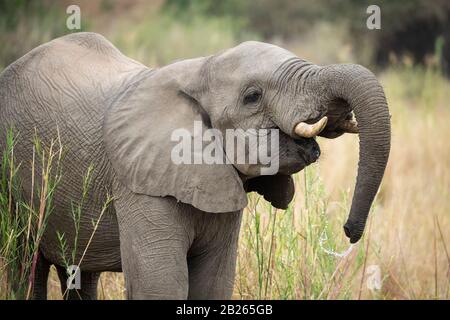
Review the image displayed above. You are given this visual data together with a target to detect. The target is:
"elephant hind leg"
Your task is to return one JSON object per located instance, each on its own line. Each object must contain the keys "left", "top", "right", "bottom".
{"left": 31, "top": 251, "right": 51, "bottom": 300}
{"left": 55, "top": 264, "right": 100, "bottom": 300}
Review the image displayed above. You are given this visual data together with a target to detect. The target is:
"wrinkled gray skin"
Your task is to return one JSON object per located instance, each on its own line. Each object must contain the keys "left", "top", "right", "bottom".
{"left": 0, "top": 33, "right": 390, "bottom": 299}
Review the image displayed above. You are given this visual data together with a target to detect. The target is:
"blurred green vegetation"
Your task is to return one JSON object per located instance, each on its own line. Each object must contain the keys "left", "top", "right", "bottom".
{"left": 164, "top": 0, "right": 449, "bottom": 72}
{"left": 0, "top": 0, "right": 89, "bottom": 70}
{"left": 0, "top": 0, "right": 448, "bottom": 71}
{"left": 110, "top": 7, "right": 252, "bottom": 66}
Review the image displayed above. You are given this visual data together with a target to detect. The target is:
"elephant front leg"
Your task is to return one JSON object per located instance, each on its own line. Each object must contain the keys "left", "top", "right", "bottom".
{"left": 187, "top": 211, "right": 243, "bottom": 299}
{"left": 114, "top": 185, "right": 193, "bottom": 299}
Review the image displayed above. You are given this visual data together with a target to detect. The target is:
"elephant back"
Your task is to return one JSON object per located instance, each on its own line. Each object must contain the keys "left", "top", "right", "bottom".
{"left": 0, "top": 32, "right": 148, "bottom": 270}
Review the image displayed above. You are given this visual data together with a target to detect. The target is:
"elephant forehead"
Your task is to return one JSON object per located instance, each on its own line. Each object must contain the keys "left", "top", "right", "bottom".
{"left": 215, "top": 41, "right": 296, "bottom": 76}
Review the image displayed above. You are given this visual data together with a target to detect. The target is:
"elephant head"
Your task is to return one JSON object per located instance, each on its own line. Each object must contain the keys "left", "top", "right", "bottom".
{"left": 104, "top": 41, "right": 390, "bottom": 244}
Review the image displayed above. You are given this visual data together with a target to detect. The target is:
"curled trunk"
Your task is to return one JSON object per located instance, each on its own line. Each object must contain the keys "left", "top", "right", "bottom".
{"left": 319, "top": 64, "right": 391, "bottom": 243}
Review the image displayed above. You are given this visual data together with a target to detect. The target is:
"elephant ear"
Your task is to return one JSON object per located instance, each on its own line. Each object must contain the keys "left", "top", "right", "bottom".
{"left": 244, "top": 175, "right": 295, "bottom": 209}
{"left": 103, "top": 65, "right": 247, "bottom": 213}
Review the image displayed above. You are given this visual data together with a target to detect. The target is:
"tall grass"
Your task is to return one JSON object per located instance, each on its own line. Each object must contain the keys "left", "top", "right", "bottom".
{"left": 235, "top": 167, "right": 368, "bottom": 299}
{"left": 56, "top": 164, "right": 95, "bottom": 271}
{"left": 0, "top": 129, "right": 63, "bottom": 299}
{"left": 0, "top": 131, "right": 113, "bottom": 300}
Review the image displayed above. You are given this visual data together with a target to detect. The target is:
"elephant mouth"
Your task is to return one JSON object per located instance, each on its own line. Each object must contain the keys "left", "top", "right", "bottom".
{"left": 276, "top": 133, "right": 320, "bottom": 175}
{"left": 297, "top": 138, "right": 321, "bottom": 164}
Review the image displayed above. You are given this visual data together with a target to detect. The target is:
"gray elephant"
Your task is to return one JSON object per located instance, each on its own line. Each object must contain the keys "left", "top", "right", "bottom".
{"left": 0, "top": 32, "right": 390, "bottom": 299}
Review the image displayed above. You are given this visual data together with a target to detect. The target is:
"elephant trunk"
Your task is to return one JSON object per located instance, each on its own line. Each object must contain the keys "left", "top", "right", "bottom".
{"left": 319, "top": 64, "right": 391, "bottom": 243}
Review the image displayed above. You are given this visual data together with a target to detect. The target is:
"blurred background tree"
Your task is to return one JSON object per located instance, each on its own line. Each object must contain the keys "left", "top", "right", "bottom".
{"left": 0, "top": 0, "right": 86, "bottom": 70}
{"left": 164, "top": 0, "right": 450, "bottom": 74}
{"left": 1, "top": 0, "right": 448, "bottom": 73}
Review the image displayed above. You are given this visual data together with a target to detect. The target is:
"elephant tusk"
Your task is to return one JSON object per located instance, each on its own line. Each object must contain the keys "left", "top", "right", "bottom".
{"left": 338, "top": 119, "right": 359, "bottom": 134}
{"left": 294, "top": 116, "right": 328, "bottom": 138}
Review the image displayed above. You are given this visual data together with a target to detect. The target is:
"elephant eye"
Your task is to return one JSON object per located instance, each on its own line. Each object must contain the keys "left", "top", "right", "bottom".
{"left": 243, "top": 90, "right": 262, "bottom": 105}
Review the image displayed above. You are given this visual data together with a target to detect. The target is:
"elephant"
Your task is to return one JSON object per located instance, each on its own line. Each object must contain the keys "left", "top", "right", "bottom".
{"left": 0, "top": 32, "right": 390, "bottom": 299}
